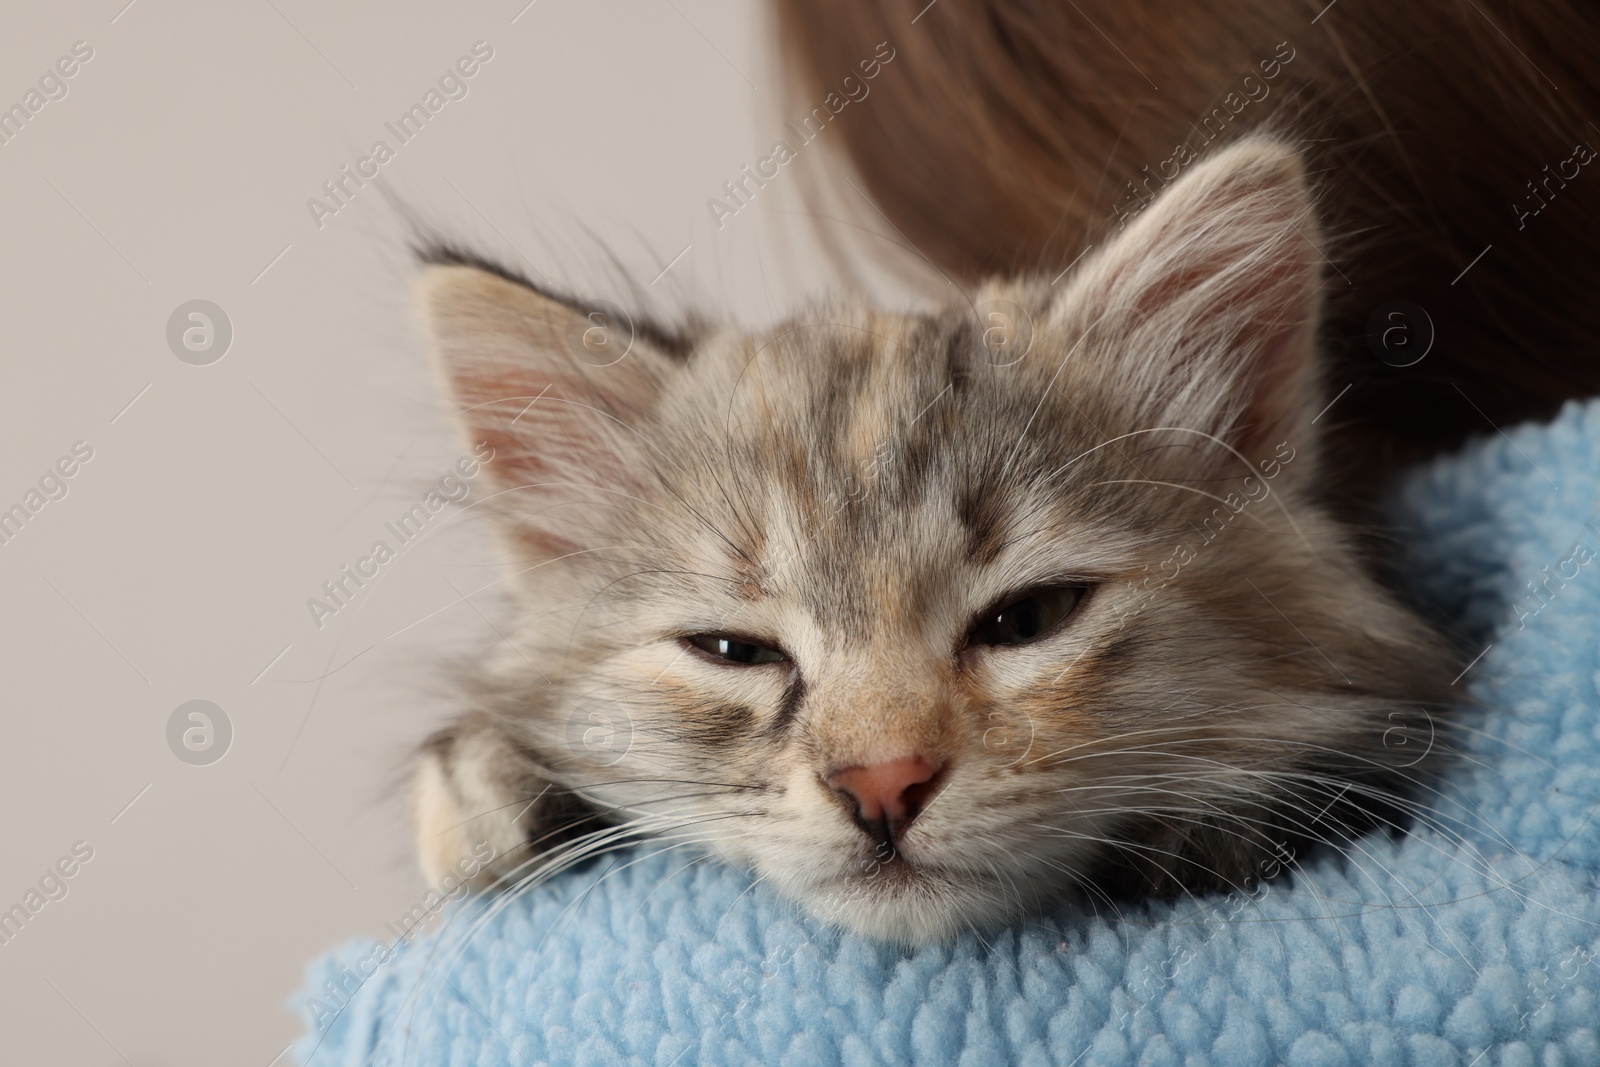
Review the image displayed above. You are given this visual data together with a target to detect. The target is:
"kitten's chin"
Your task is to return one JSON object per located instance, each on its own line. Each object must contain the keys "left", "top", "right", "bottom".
{"left": 790, "top": 859, "right": 1020, "bottom": 946}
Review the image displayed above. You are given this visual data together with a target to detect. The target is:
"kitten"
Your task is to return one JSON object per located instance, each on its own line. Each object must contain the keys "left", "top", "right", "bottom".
{"left": 411, "top": 137, "right": 1453, "bottom": 945}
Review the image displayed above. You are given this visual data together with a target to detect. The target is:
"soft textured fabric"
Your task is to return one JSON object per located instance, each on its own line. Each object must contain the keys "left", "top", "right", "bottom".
{"left": 293, "top": 399, "right": 1600, "bottom": 1067}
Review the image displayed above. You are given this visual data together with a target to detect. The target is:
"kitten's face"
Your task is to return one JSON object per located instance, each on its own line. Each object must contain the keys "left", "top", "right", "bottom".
{"left": 415, "top": 139, "right": 1452, "bottom": 943}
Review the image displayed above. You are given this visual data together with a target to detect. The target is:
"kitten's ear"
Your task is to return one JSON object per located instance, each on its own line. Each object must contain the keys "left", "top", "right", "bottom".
{"left": 416, "top": 262, "right": 682, "bottom": 559}
{"left": 1060, "top": 137, "right": 1323, "bottom": 461}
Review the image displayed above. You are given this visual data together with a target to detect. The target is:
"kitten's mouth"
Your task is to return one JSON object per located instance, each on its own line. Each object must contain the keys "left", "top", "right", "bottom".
{"left": 853, "top": 854, "right": 923, "bottom": 887}
{"left": 829, "top": 851, "right": 964, "bottom": 894}
{"left": 797, "top": 852, "right": 1014, "bottom": 943}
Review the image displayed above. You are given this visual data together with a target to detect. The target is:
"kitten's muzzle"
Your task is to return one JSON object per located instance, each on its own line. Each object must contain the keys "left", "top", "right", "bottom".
{"left": 826, "top": 755, "right": 943, "bottom": 848}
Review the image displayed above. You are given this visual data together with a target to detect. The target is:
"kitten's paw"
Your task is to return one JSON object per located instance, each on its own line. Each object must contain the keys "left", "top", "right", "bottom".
{"left": 412, "top": 718, "right": 534, "bottom": 890}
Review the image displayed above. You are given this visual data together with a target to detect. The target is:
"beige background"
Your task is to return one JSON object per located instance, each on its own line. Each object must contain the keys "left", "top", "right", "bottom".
{"left": 0, "top": 1, "right": 922, "bottom": 1063}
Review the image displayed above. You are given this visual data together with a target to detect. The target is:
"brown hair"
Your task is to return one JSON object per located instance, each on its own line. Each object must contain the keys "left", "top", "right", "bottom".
{"left": 772, "top": 0, "right": 1600, "bottom": 482}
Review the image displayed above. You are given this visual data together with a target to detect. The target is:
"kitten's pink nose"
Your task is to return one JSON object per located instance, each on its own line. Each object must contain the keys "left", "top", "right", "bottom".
{"left": 827, "top": 756, "right": 941, "bottom": 843}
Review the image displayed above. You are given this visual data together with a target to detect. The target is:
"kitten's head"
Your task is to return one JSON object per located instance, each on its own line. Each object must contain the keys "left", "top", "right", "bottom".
{"left": 414, "top": 138, "right": 1452, "bottom": 944}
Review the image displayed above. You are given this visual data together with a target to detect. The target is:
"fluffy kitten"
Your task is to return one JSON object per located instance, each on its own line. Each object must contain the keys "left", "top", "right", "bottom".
{"left": 411, "top": 138, "right": 1453, "bottom": 945}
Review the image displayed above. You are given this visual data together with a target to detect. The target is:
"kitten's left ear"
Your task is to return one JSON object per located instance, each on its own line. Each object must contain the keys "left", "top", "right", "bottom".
{"left": 1058, "top": 137, "right": 1324, "bottom": 463}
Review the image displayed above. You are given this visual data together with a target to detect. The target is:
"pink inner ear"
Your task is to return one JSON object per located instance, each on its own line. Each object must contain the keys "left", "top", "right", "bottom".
{"left": 452, "top": 369, "right": 588, "bottom": 558}
{"left": 1175, "top": 214, "right": 1320, "bottom": 459}
{"left": 1231, "top": 255, "right": 1320, "bottom": 461}
{"left": 452, "top": 361, "right": 668, "bottom": 561}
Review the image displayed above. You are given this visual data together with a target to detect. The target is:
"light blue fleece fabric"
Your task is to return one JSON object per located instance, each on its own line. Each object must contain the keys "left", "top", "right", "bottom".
{"left": 294, "top": 399, "right": 1600, "bottom": 1067}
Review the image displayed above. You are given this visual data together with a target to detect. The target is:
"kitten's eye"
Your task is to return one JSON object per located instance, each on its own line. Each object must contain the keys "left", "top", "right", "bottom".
{"left": 967, "top": 585, "right": 1088, "bottom": 647}
{"left": 685, "top": 634, "right": 788, "bottom": 665}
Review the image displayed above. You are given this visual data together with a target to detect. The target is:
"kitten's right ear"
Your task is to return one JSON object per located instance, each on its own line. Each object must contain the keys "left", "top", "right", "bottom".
{"left": 416, "top": 261, "right": 684, "bottom": 560}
